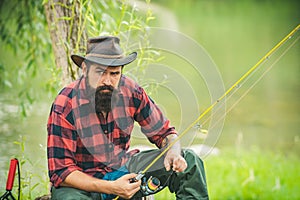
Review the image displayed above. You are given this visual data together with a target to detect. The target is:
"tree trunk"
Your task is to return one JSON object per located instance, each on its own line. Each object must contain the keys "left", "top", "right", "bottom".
{"left": 44, "top": 0, "right": 87, "bottom": 85}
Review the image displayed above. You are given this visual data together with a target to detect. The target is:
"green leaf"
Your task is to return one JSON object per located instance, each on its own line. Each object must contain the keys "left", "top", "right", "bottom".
{"left": 26, "top": 59, "right": 34, "bottom": 70}
{"left": 42, "top": 0, "right": 49, "bottom": 5}
{"left": 26, "top": 92, "right": 34, "bottom": 104}
{"left": 4, "top": 80, "right": 13, "bottom": 88}
{"left": 58, "top": 16, "right": 73, "bottom": 21}
{"left": 20, "top": 102, "right": 27, "bottom": 117}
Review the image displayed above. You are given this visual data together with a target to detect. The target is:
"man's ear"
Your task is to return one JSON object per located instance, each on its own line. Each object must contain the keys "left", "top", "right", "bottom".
{"left": 81, "top": 62, "right": 87, "bottom": 76}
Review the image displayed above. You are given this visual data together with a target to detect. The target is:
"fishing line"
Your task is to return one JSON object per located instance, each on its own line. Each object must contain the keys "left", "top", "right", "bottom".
{"left": 199, "top": 34, "right": 300, "bottom": 139}
{"left": 198, "top": 33, "right": 300, "bottom": 132}
{"left": 140, "top": 24, "right": 300, "bottom": 175}
{"left": 113, "top": 24, "right": 300, "bottom": 199}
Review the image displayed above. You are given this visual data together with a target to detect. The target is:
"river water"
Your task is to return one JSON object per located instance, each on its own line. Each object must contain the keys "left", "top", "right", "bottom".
{"left": 0, "top": 95, "right": 49, "bottom": 193}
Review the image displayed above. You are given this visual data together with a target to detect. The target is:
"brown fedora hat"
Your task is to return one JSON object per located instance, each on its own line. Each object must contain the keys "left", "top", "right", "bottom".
{"left": 71, "top": 36, "right": 137, "bottom": 68}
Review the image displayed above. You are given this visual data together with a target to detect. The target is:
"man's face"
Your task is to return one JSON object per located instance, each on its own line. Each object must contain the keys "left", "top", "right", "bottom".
{"left": 82, "top": 62, "right": 122, "bottom": 113}
{"left": 83, "top": 63, "right": 122, "bottom": 90}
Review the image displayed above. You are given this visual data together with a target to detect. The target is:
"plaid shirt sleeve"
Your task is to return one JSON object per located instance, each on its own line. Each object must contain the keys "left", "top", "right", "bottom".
{"left": 132, "top": 85, "right": 177, "bottom": 148}
{"left": 47, "top": 86, "right": 81, "bottom": 187}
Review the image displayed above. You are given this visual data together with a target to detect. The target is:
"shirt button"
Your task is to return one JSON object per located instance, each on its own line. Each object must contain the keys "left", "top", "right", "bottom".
{"left": 104, "top": 130, "right": 108, "bottom": 134}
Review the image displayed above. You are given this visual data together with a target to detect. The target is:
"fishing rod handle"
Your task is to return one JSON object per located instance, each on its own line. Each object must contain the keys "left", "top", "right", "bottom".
{"left": 130, "top": 172, "right": 144, "bottom": 182}
{"left": 114, "top": 172, "right": 145, "bottom": 200}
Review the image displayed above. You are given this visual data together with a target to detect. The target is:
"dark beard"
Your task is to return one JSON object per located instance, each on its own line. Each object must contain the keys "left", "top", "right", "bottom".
{"left": 95, "top": 85, "right": 114, "bottom": 114}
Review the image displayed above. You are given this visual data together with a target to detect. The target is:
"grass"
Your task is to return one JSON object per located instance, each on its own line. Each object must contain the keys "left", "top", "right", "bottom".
{"left": 5, "top": 146, "right": 299, "bottom": 199}
{"left": 154, "top": 147, "right": 300, "bottom": 200}
{"left": 7, "top": 137, "right": 299, "bottom": 199}
{"left": 205, "top": 147, "right": 300, "bottom": 199}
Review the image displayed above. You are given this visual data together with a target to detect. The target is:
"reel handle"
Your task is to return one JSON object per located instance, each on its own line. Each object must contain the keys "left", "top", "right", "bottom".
{"left": 129, "top": 172, "right": 144, "bottom": 183}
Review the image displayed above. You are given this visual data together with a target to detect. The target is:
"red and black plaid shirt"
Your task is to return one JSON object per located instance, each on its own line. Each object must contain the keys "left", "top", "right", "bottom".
{"left": 47, "top": 75, "right": 176, "bottom": 187}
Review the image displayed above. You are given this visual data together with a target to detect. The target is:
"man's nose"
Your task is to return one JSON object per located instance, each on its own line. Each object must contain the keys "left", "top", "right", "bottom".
{"left": 101, "top": 74, "right": 111, "bottom": 85}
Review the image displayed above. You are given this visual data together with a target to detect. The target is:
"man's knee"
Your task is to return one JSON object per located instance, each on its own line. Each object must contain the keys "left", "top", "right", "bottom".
{"left": 183, "top": 149, "right": 204, "bottom": 165}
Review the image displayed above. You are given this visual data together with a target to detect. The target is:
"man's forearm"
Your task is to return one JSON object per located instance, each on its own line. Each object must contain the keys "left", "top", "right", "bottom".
{"left": 162, "top": 134, "right": 187, "bottom": 172}
{"left": 162, "top": 134, "right": 181, "bottom": 154}
{"left": 60, "top": 170, "right": 113, "bottom": 194}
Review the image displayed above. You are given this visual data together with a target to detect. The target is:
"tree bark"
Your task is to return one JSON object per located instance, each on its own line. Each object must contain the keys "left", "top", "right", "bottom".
{"left": 44, "top": 0, "right": 87, "bottom": 85}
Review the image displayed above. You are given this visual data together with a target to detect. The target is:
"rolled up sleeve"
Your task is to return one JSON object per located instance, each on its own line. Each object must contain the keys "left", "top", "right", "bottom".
{"left": 47, "top": 101, "right": 80, "bottom": 187}
{"left": 133, "top": 87, "right": 177, "bottom": 148}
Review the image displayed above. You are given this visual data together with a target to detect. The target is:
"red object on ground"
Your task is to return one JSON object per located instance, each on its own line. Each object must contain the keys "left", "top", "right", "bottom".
{"left": 6, "top": 158, "right": 18, "bottom": 191}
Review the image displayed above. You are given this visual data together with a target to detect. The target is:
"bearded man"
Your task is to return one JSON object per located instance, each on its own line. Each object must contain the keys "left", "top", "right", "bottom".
{"left": 47, "top": 36, "right": 209, "bottom": 200}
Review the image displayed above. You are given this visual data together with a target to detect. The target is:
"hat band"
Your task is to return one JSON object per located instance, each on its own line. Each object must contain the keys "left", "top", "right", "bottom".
{"left": 86, "top": 53, "right": 124, "bottom": 59}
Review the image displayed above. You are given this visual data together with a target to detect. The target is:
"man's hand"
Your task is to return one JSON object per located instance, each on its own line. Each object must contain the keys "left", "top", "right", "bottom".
{"left": 62, "top": 171, "right": 141, "bottom": 199}
{"left": 111, "top": 173, "right": 141, "bottom": 199}
{"left": 164, "top": 149, "right": 187, "bottom": 172}
{"left": 162, "top": 134, "right": 187, "bottom": 173}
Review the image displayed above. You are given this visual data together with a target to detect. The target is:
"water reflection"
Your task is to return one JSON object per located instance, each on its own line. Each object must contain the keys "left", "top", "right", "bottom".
{"left": 0, "top": 98, "right": 49, "bottom": 192}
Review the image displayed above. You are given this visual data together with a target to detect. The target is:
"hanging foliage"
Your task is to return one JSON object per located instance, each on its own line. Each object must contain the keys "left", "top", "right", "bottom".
{"left": 0, "top": 0, "right": 157, "bottom": 117}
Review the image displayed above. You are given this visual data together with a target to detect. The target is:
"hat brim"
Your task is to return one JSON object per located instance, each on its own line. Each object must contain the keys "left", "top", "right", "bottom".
{"left": 71, "top": 52, "right": 137, "bottom": 68}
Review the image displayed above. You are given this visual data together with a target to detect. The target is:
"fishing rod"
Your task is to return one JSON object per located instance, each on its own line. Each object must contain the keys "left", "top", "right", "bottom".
{"left": 199, "top": 31, "right": 300, "bottom": 139}
{"left": 114, "top": 24, "right": 300, "bottom": 199}
{"left": 141, "top": 24, "right": 300, "bottom": 175}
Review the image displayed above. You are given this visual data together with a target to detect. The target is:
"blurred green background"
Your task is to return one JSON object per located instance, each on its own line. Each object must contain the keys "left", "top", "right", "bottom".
{"left": 0, "top": 0, "right": 299, "bottom": 199}
{"left": 149, "top": 1, "right": 300, "bottom": 199}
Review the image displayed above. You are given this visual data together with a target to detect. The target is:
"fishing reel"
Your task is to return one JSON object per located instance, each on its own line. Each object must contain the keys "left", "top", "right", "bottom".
{"left": 129, "top": 172, "right": 163, "bottom": 196}
{"left": 140, "top": 175, "right": 163, "bottom": 195}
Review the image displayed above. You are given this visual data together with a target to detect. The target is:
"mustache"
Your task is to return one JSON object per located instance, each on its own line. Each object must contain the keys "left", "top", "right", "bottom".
{"left": 96, "top": 85, "right": 114, "bottom": 92}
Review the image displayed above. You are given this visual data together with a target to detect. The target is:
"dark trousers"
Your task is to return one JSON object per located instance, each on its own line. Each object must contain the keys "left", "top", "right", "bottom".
{"left": 51, "top": 149, "right": 209, "bottom": 200}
